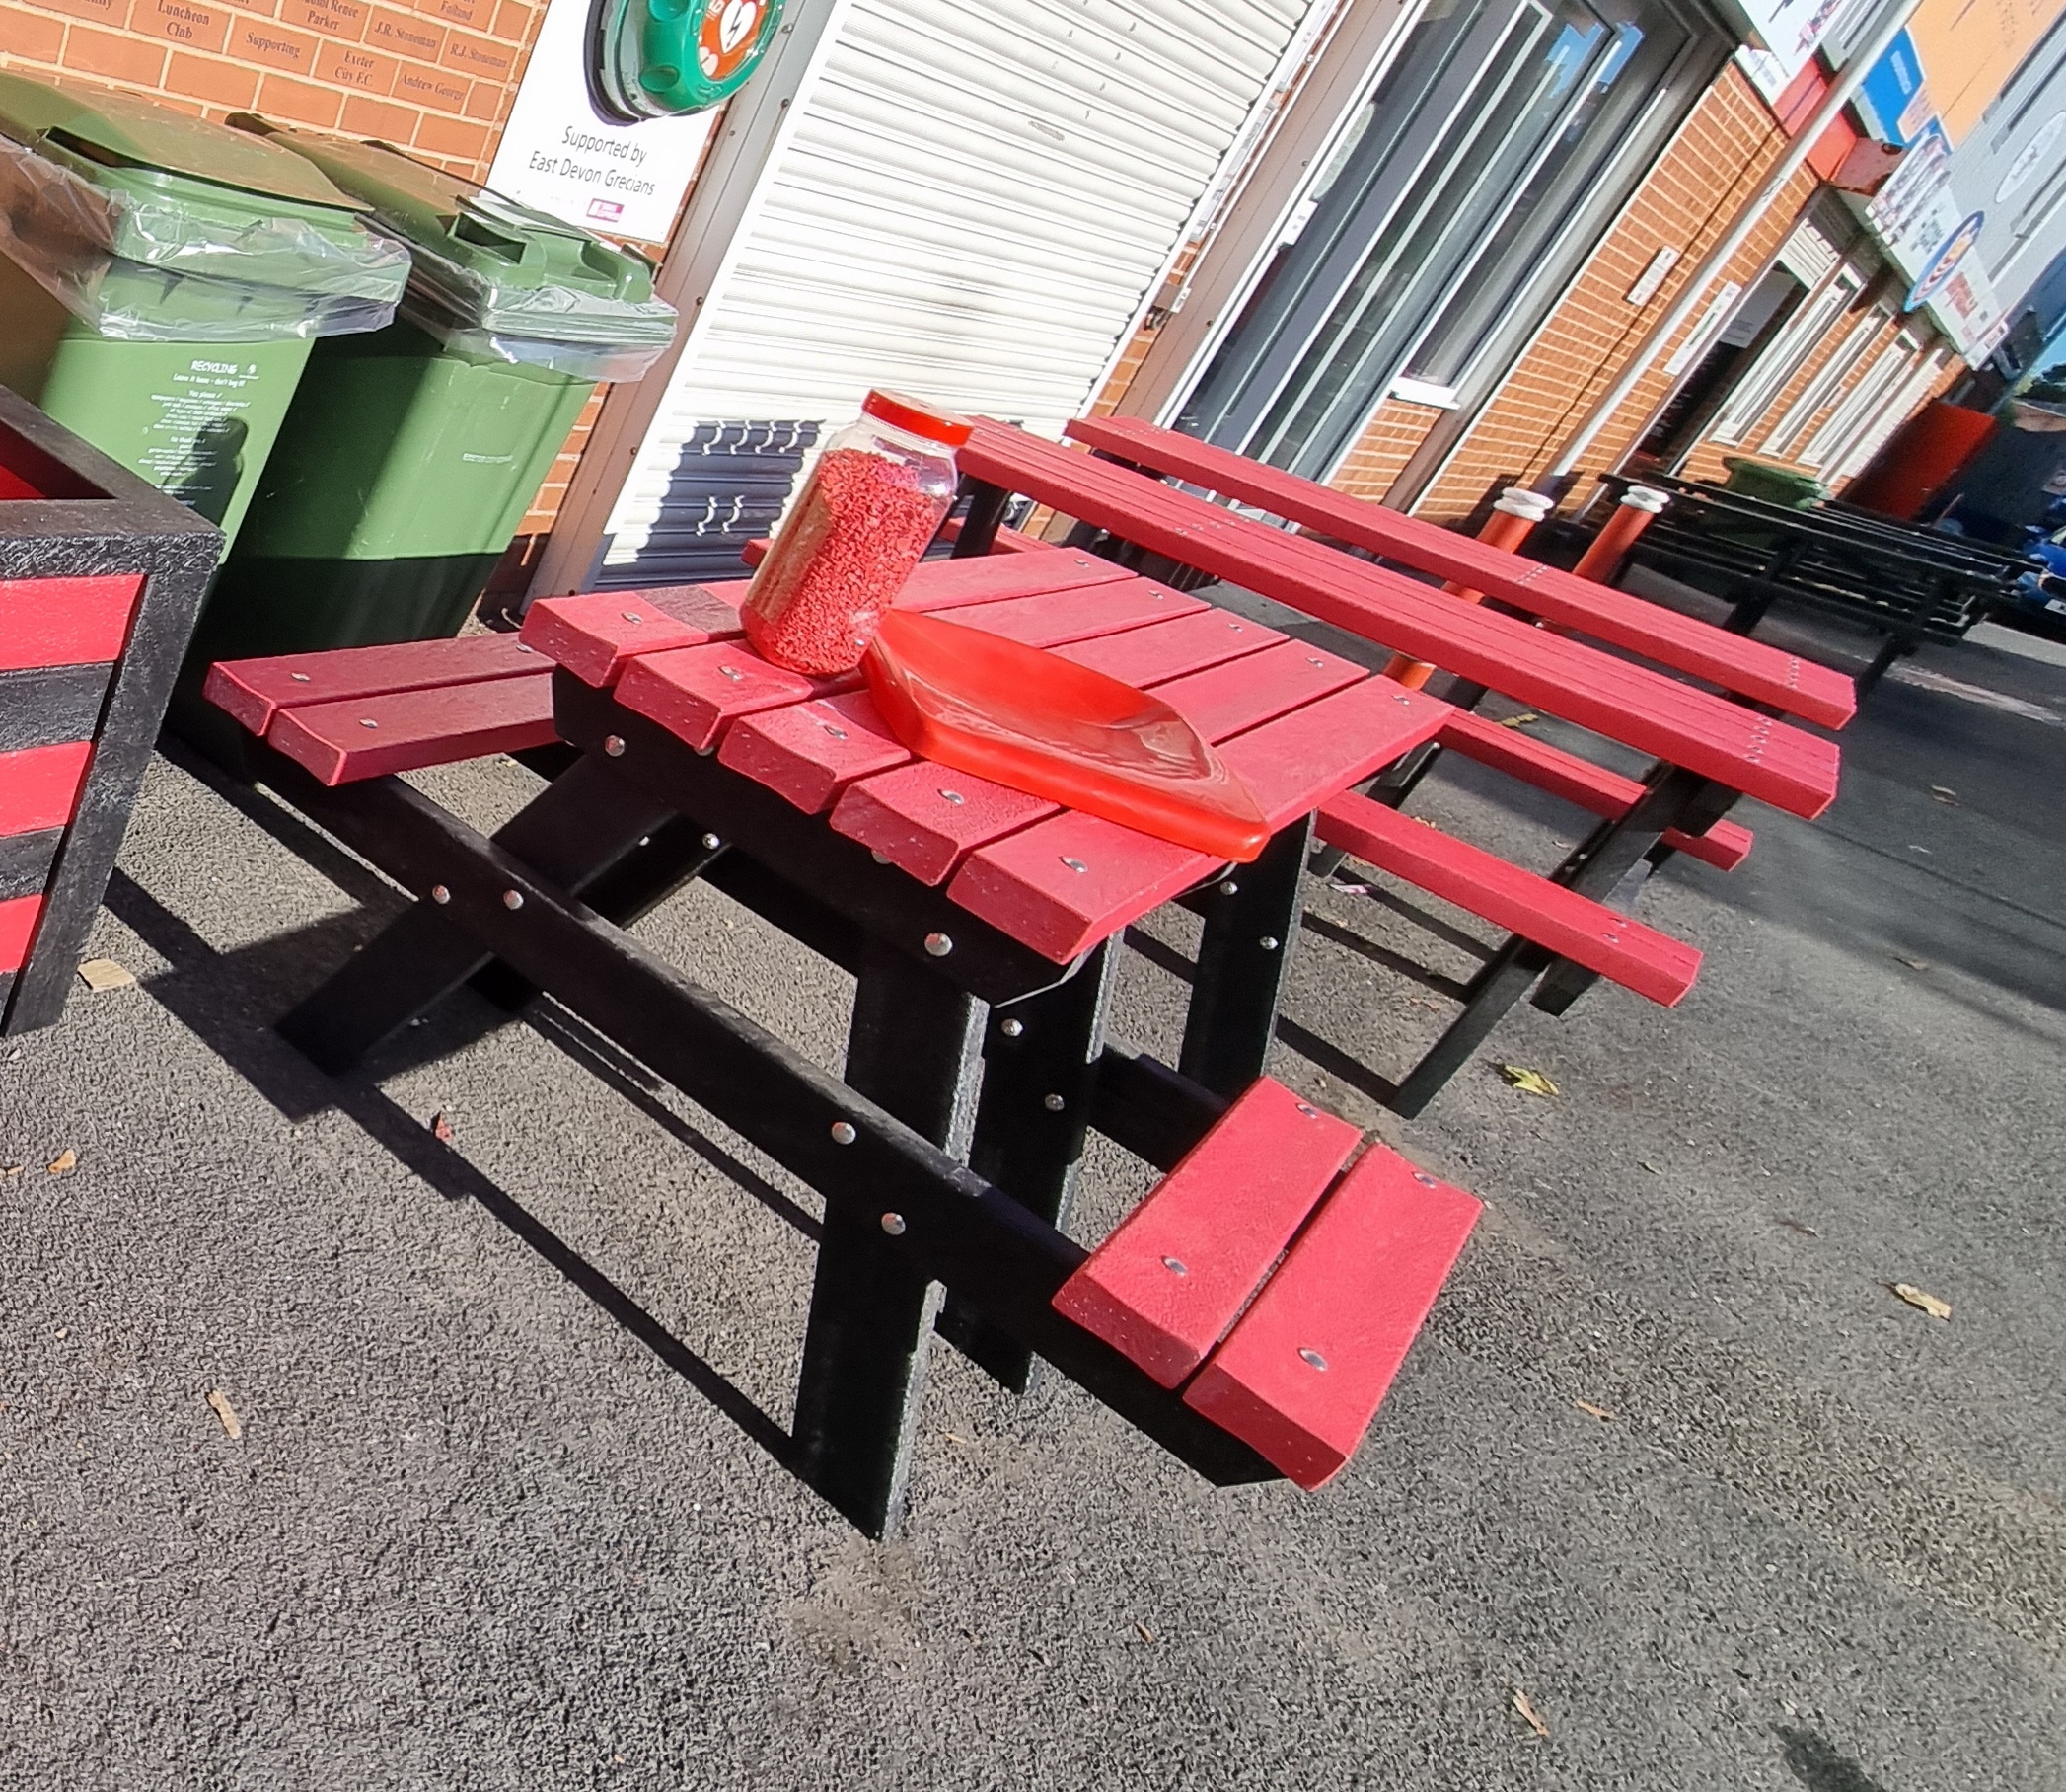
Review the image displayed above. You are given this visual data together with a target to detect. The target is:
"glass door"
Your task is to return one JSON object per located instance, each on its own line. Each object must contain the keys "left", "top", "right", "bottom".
{"left": 1176, "top": 0, "right": 1694, "bottom": 480}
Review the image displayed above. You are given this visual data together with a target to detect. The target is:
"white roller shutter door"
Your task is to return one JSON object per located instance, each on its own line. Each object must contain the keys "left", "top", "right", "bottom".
{"left": 599, "top": 0, "right": 1316, "bottom": 578}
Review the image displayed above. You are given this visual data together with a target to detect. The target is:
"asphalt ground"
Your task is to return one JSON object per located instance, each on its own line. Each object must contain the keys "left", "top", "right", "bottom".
{"left": 3, "top": 592, "right": 2063, "bottom": 1789}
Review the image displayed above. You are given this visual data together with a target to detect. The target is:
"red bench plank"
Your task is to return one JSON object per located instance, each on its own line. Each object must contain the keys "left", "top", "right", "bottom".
{"left": 960, "top": 422, "right": 1839, "bottom": 818}
{"left": 1068, "top": 413, "right": 1857, "bottom": 730}
{"left": 518, "top": 583, "right": 749, "bottom": 688}
{"left": 947, "top": 810, "right": 1216, "bottom": 963}
{"left": 266, "top": 672, "right": 558, "bottom": 786}
{"left": 0, "top": 575, "right": 142, "bottom": 675}
{"left": 1052, "top": 607, "right": 1284, "bottom": 685}
{"left": 945, "top": 578, "right": 1206, "bottom": 647}
{"left": 750, "top": 518, "right": 1055, "bottom": 561}
{"left": 826, "top": 762, "right": 1059, "bottom": 886}
{"left": 715, "top": 690, "right": 909, "bottom": 813}
{"left": 1053, "top": 1077, "right": 1362, "bottom": 1387}
{"left": 615, "top": 642, "right": 854, "bottom": 753}
{"left": 204, "top": 632, "right": 545, "bottom": 736}
{"left": 1439, "top": 709, "right": 1753, "bottom": 872}
{"left": 0, "top": 892, "right": 41, "bottom": 974}
{"left": 1150, "top": 639, "right": 1365, "bottom": 742}
{"left": 0, "top": 740, "right": 94, "bottom": 838}
{"left": 1216, "top": 678, "right": 1449, "bottom": 831}
{"left": 1184, "top": 1144, "right": 1481, "bottom": 1489}
{"left": 1315, "top": 789, "right": 1701, "bottom": 1005}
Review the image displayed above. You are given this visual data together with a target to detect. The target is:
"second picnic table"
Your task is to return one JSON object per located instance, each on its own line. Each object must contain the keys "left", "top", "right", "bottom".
{"left": 206, "top": 547, "right": 1469, "bottom": 1533}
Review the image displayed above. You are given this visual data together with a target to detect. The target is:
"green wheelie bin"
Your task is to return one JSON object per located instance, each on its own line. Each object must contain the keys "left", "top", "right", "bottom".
{"left": 0, "top": 73, "right": 407, "bottom": 547}
{"left": 191, "top": 122, "right": 678, "bottom": 665}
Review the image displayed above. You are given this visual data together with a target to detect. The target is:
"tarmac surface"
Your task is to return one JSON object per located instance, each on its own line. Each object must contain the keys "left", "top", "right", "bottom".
{"left": 3, "top": 592, "right": 2064, "bottom": 1789}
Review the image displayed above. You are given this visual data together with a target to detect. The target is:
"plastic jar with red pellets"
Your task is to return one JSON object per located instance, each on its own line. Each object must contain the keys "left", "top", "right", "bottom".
{"left": 741, "top": 390, "right": 974, "bottom": 675}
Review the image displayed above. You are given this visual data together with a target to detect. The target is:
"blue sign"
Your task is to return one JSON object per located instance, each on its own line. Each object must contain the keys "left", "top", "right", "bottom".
{"left": 1856, "top": 31, "right": 1930, "bottom": 147}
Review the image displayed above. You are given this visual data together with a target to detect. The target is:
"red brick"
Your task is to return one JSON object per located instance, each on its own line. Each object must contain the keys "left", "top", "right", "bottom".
{"left": 1, "top": 9, "right": 67, "bottom": 56}
{"left": 22, "top": 0, "right": 127, "bottom": 24}
{"left": 315, "top": 38, "right": 395, "bottom": 91}
{"left": 439, "top": 25, "right": 508, "bottom": 77}
{"left": 62, "top": 23, "right": 168, "bottom": 82}
{"left": 339, "top": 91, "right": 413, "bottom": 138}
{"left": 227, "top": 14, "right": 321, "bottom": 73}
{"left": 366, "top": 4, "right": 443, "bottom": 58}
{"left": 408, "top": 108, "right": 486, "bottom": 158}
{"left": 393, "top": 58, "right": 466, "bottom": 111}
{"left": 164, "top": 48, "right": 260, "bottom": 106}
{"left": 278, "top": 0, "right": 370, "bottom": 39}
{"left": 255, "top": 68, "right": 342, "bottom": 124}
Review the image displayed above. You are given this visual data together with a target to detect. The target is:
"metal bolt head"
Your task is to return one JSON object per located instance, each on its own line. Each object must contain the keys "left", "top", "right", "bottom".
{"left": 430, "top": 885, "right": 452, "bottom": 906}
{"left": 622, "top": 611, "right": 644, "bottom": 623}
{"left": 1043, "top": 1092, "right": 1065, "bottom": 1112}
{"left": 938, "top": 788, "right": 965, "bottom": 805}
{"left": 830, "top": 1121, "right": 857, "bottom": 1145}
{"left": 359, "top": 717, "right": 379, "bottom": 730}
{"left": 290, "top": 672, "right": 312, "bottom": 683}
{"left": 1218, "top": 879, "right": 1239, "bottom": 896}
{"left": 1161, "top": 1255, "right": 1188, "bottom": 1277}
{"left": 999, "top": 1017, "right": 1024, "bottom": 1038}
{"left": 1259, "top": 934, "right": 1280, "bottom": 950}
{"left": 701, "top": 832, "right": 722, "bottom": 850}
{"left": 502, "top": 890, "right": 525, "bottom": 910}
{"left": 1061, "top": 856, "right": 1089, "bottom": 874}
{"left": 1413, "top": 1171, "right": 1438, "bottom": 1186}
{"left": 879, "top": 1212, "right": 907, "bottom": 1236}
{"left": 603, "top": 734, "right": 626, "bottom": 757}
{"left": 923, "top": 932, "right": 953, "bottom": 956}
{"left": 717, "top": 664, "right": 744, "bottom": 682}
{"left": 1298, "top": 1347, "right": 1330, "bottom": 1372}
{"left": 823, "top": 723, "right": 849, "bottom": 741}
{"left": 1296, "top": 1102, "right": 1317, "bottom": 1118}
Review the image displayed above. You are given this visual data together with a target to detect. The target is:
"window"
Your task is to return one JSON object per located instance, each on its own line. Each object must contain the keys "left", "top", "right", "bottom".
{"left": 1707, "top": 266, "right": 1864, "bottom": 444}
{"left": 1765, "top": 304, "right": 1892, "bottom": 459}
{"left": 1174, "top": 0, "right": 1706, "bottom": 480}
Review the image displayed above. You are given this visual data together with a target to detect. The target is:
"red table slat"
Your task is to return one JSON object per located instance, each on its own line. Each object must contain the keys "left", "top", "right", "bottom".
{"left": 1068, "top": 412, "right": 1857, "bottom": 730}
{"left": 1051, "top": 607, "right": 1284, "bottom": 684}
{"left": 204, "top": 632, "right": 546, "bottom": 736}
{"left": 1151, "top": 639, "right": 1365, "bottom": 742}
{"left": 268, "top": 672, "right": 557, "bottom": 786}
{"left": 615, "top": 642, "right": 853, "bottom": 753}
{"left": 715, "top": 690, "right": 910, "bottom": 813}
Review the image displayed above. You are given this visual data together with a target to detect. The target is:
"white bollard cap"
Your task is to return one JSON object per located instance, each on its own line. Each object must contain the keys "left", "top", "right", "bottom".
{"left": 1619, "top": 485, "right": 1670, "bottom": 514}
{"left": 1494, "top": 487, "right": 1556, "bottom": 521}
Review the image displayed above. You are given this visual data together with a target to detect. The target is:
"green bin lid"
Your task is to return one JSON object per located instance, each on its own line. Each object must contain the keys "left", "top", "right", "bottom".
{"left": 0, "top": 71, "right": 406, "bottom": 316}
{"left": 229, "top": 119, "right": 673, "bottom": 349}
{"left": 0, "top": 72, "right": 362, "bottom": 212}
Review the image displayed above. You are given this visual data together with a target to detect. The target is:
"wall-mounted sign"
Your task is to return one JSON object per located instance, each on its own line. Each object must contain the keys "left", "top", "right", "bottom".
{"left": 1906, "top": 210, "right": 1985, "bottom": 308}
{"left": 485, "top": 0, "right": 717, "bottom": 245}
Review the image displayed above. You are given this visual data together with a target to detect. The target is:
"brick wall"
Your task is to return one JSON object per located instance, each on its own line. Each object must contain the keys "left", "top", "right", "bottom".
{"left": 1, "top": 0, "right": 542, "bottom": 179}
{"left": 1415, "top": 64, "right": 1821, "bottom": 519}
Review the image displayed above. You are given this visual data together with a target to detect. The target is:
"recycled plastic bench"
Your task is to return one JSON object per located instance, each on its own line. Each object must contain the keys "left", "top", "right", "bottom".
{"left": 952, "top": 420, "right": 1840, "bottom": 1113}
{"left": 0, "top": 386, "right": 220, "bottom": 1035}
{"left": 204, "top": 554, "right": 1487, "bottom": 1534}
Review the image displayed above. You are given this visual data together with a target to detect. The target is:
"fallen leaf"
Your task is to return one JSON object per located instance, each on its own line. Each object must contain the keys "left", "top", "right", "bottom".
{"left": 1892, "top": 953, "right": 1930, "bottom": 971}
{"left": 1574, "top": 1399, "right": 1614, "bottom": 1421}
{"left": 75, "top": 958, "right": 135, "bottom": 992}
{"left": 1512, "top": 1688, "right": 1550, "bottom": 1739}
{"left": 1327, "top": 879, "right": 1373, "bottom": 897}
{"left": 1640, "top": 1161, "right": 1660, "bottom": 1174}
{"left": 205, "top": 1390, "right": 243, "bottom": 1440}
{"left": 430, "top": 1112, "right": 455, "bottom": 1144}
{"left": 1890, "top": 1283, "right": 1952, "bottom": 1321}
{"left": 940, "top": 1430, "right": 973, "bottom": 1447}
{"left": 1499, "top": 1065, "right": 1559, "bottom": 1097}
{"left": 1134, "top": 1621, "right": 1157, "bottom": 1644}
{"left": 52, "top": 1328, "right": 67, "bottom": 1341}
{"left": 45, "top": 1150, "right": 77, "bottom": 1176}
{"left": 1499, "top": 712, "right": 1541, "bottom": 729}
{"left": 1929, "top": 785, "right": 1958, "bottom": 803}
{"left": 1776, "top": 1216, "right": 1820, "bottom": 1237}
{"left": 1, "top": 1165, "right": 22, "bottom": 1179}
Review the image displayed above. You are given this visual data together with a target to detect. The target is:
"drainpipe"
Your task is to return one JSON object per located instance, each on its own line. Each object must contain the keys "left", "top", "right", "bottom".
{"left": 1538, "top": 0, "right": 1926, "bottom": 488}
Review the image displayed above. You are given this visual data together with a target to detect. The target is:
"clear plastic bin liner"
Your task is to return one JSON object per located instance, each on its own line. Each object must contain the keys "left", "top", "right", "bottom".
{"left": 0, "top": 136, "right": 407, "bottom": 340}
{"left": 412, "top": 320, "right": 673, "bottom": 380}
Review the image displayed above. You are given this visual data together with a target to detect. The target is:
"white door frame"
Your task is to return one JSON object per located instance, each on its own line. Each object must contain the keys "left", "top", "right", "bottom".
{"left": 528, "top": 0, "right": 858, "bottom": 602}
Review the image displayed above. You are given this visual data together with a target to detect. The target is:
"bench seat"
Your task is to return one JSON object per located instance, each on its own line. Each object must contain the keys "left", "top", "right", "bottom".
{"left": 1054, "top": 1074, "right": 1479, "bottom": 1487}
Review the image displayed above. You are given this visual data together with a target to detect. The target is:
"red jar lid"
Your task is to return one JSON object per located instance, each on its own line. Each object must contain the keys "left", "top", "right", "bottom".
{"left": 862, "top": 389, "right": 975, "bottom": 448}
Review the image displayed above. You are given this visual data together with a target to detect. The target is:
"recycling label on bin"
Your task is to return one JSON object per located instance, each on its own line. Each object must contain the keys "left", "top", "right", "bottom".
{"left": 140, "top": 356, "right": 264, "bottom": 527}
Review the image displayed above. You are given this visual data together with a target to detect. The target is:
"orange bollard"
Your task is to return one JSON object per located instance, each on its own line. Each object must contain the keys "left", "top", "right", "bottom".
{"left": 1571, "top": 485, "right": 1668, "bottom": 587}
{"left": 1383, "top": 487, "right": 1554, "bottom": 688}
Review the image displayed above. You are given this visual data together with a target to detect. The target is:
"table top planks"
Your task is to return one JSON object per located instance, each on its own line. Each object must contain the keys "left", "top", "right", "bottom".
{"left": 520, "top": 558, "right": 1448, "bottom": 964}
{"left": 959, "top": 420, "right": 1841, "bottom": 819}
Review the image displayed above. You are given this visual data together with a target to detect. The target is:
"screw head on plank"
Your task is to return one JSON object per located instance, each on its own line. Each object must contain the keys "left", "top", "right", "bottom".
{"left": 879, "top": 1213, "right": 907, "bottom": 1236}
{"left": 604, "top": 735, "right": 626, "bottom": 757}
{"left": 830, "top": 1121, "right": 857, "bottom": 1145}
{"left": 502, "top": 891, "right": 524, "bottom": 910}
{"left": 430, "top": 885, "right": 451, "bottom": 905}
{"left": 1298, "top": 1348, "right": 1330, "bottom": 1371}
{"left": 924, "top": 933, "right": 954, "bottom": 956}
{"left": 999, "top": 1018, "right": 1024, "bottom": 1037}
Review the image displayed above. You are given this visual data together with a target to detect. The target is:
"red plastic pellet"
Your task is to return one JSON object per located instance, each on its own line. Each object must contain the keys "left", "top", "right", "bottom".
{"left": 742, "top": 448, "right": 949, "bottom": 674}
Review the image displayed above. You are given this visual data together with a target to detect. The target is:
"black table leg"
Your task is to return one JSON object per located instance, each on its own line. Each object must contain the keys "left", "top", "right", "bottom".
{"left": 792, "top": 942, "right": 987, "bottom": 1537}
{"left": 940, "top": 942, "right": 1120, "bottom": 1393}
{"left": 951, "top": 480, "right": 1011, "bottom": 558}
{"left": 1179, "top": 818, "right": 1311, "bottom": 1099}
{"left": 1389, "top": 766, "right": 1715, "bottom": 1115}
{"left": 277, "top": 753, "right": 680, "bottom": 1072}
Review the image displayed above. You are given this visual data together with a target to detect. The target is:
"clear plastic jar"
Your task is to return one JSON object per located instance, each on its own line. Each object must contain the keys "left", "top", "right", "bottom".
{"left": 741, "top": 390, "right": 973, "bottom": 675}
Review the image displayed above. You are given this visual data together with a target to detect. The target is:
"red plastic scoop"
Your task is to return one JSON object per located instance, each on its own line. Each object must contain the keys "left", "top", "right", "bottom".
{"left": 862, "top": 608, "right": 1270, "bottom": 861}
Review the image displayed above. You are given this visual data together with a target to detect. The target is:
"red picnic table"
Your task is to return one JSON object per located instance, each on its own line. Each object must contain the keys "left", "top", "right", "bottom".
{"left": 202, "top": 549, "right": 1482, "bottom": 1535}
{"left": 951, "top": 420, "right": 1843, "bottom": 1112}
